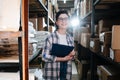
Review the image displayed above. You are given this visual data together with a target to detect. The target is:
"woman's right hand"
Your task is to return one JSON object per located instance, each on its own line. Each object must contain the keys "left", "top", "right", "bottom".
{"left": 63, "top": 55, "right": 73, "bottom": 61}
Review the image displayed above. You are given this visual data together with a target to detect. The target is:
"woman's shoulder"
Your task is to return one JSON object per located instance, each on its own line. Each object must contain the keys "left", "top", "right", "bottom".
{"left": 46, "top": 31, "right": 57, "bottom": 40}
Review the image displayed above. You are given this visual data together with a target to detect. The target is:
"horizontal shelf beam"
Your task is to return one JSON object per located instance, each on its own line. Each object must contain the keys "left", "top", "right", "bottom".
{"left": 0, "top": 31, "right": 22, "bottom": 39}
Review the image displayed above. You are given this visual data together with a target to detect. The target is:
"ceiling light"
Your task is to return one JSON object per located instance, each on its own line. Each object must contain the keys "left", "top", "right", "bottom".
{"left": 64, "top": 0, "right": 66, "bottom": 4}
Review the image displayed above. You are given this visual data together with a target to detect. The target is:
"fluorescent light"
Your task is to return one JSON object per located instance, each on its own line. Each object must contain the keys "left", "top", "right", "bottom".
{"left": 70, "top": 17, "right": 80, "bottom": 27}
{"left": 64, "top": 0, "right": 66, "bottom": 4}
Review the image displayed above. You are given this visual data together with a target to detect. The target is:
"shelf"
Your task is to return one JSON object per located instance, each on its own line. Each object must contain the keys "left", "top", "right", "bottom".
{"left": 77, "top": 44, "right": 90, "bottom": 61}
{"left": 29, "top": 0, "right": 48, "bottom": 18}
{"left": 80, "top": 0, "right": 120, "bottom": 79}
{"left": 0, "top": 72, "right": 34, "bottom": 80}
{"left": 0, "top": 55, "right": 19, "bottom": 71}
{"left": 80, "top": 11, "right": 92, "bottom": 24}
{"left": 94, "top": 0, "right": 100, "bottom": 6}
{"left": 49, "top": 16, "right": 55, "bottom": 26}
{"left": 98, "top": 0, "right": 120, "bottom": 4}
{"left": 80, "top": 0, "right": 120, "bottom": 24}
{"left": 0, "top": 31, "right": 22, "bottom": 39}
{"left": 91, "top": 51, "right": 120, "bottom": 68}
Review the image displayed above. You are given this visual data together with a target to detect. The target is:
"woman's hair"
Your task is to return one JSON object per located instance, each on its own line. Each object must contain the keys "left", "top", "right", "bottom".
{"left": 56, "top": 10, "right": 69, "bottom": 21}
{"left": 55, "top": 10, "right": 69, "bottom": 30}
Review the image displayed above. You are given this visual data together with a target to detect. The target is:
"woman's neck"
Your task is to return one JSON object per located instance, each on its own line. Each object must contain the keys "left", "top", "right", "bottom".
{"left": 57, "top": 29, "right": 66, "bottom": 35}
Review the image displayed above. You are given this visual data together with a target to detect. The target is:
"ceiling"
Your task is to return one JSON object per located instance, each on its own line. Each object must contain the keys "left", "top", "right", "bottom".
{"left": 57, "top": 0, "right": 74, "bottom": 11}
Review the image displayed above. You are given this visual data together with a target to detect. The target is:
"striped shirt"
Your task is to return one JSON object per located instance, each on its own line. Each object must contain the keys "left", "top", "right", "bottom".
{"left": 42, "top": 31, "right": 74, "bottom": 80}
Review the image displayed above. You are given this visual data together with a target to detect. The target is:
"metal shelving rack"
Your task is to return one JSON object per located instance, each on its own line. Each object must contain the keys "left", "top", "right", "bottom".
{"left": 90, "top": 0, "right": 120, "bottom": 80}
{"left": 0, "top": 0, "right": 28, "bottom": 80}
{"left": 29, "top": 0, "right": 55, "bottom": 31}
{"left": 78, "top": 0, "right": 120, "bottom": 80}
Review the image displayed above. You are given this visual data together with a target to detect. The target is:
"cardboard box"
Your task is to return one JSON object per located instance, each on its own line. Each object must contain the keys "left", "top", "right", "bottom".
{"left": 101, "top": 45, "right": 110, "bottom": 57}
{"left": 99, "top": 31, "right": 112, "bottom": 46}
{"left": 112, "top": 25, "right": 120, "bottom": 49}
{"left": 38, "top": 17, "right": 45, "bottom": 31}
{"left": 73, "top": 27, "right": 79, "bottom": 42}
{"left": 29, "top": 18, "right": 37, "bottom": 30}
{"left": 114, "top": 50, "right": 120, "bottom": 62}
{"left": 98, "top": 19, "right": 120, "bottom": 35}
{"left": 80, "top": 33, "right": 91, "bottom": 48}
{"left": 90, "top": 38, "right": 100, "bottom": 53}
{"left": 77, "top": 27, "right": 90, "bottom": 44}
{"left": 94, "top": 25, "right": 99, "bottom": 34}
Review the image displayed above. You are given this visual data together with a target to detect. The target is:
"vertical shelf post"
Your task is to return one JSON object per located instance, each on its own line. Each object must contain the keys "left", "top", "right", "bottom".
{"left": 47, "top": 0, "right": 49, "bottom": 31}
{"left": 21, "top": 0, "right": 29, "bottom": 80}
{"left": 90, "top": 0, "right": 98, "bottom": 80}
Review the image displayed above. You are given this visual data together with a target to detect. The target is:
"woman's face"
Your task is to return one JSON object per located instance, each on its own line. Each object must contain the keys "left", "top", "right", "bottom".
{"left": 56, "top": 14, "right": 69, "bottom": 30}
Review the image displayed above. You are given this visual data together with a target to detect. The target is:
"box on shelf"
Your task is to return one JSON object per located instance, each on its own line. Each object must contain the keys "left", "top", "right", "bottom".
{"left": 114, "top": 50, "right": 120, "bottom": 63}
{"left": 29, "top": 18, "right": 37, "bottom": 30}
{"left": 38, "top": 17, "right": 46, "bottom": 31}
{"left": 101, "top": 45, "right": 110, "bottom": 57}
{"left": 77, "top": 26, "right": 90, "bottom": 44}
{"left": 111, "top": 25, "right": 120, "bottom": 49}
{"left": 94, "top": 25, "right": 99, "bottom": 34}
{"left": 0, "top": 38, "right": 18, "bottom": 55}
{"left": 80, "top": 33, "right": 91, "bottom": 48}
{"left": 73, "top": 27, "right": 79, "bottom": 42}
{"left": 99, "top": 31, "right": 112, "bottom": 46}
{"left": 90, "top": 38, "right": 100, "bottom": 53}
{"left": 80, "top": 0, "right": 91, "bottom": 18}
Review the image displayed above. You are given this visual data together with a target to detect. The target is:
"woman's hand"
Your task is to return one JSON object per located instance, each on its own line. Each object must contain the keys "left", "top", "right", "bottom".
{"left": 69, "top": 50, "right": 75, "bottom": 57}
{"left": 63, "top": 55, "right": 73, "bottom": 61}
{"left": 55, "top": 50, "right": 76, "bottom": 62}
{"left": 63, "top": 50, "right": 76, "bottom": 61}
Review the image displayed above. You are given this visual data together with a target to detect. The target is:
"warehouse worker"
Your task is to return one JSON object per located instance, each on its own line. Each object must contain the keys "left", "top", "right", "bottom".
{"left": 42, "top": 10, "right": 75, "bottom": 80}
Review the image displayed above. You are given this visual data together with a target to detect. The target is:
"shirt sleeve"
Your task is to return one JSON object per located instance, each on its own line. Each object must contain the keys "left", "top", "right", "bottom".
{"left": 42, "top": 36, "right": 56, "bottom": 62}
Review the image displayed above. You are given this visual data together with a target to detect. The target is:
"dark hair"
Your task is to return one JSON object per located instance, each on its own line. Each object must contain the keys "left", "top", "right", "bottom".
{"left": 55, "top": 10, "right": 69, "bottom": 30}
{"left": 56, "top": 10, "right": 69, "bottom": 21}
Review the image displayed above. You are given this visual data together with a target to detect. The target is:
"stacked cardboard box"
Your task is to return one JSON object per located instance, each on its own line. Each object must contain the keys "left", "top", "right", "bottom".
{"left": 100, "top": 31, "right": 112, "bottom": 57}
{"left": 29, "top": 18, "right": 37, "bottom": 30}
{"left": 90, "top": 38, "right": 100, "bottom": 53}
{"left": 80, "top": 0, "right": 91, "bottom": 18}
{"left": 111, "top": 25, "right": 120, "bottom": 62}
{"left": 80, "top": 33, "right": 91, "bottom": 48}
{"left": 38, "top": 17, "right": 46, "bottom": 31}
{"left": 78, "top": 26, "right": 90, "bottom": 44}
{"left": 0, "top": 38, "right": 18, "bottom": 55}
{"left": 98, "top": 19, "right": 120, "bottom": 35}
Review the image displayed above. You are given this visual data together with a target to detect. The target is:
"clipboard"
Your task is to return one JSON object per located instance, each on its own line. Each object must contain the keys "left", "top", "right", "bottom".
{"left": 50, "top": 43, "right": 74, "bottom": 57}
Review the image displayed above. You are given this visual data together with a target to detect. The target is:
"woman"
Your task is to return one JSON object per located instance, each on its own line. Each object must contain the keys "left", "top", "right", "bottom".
{"left": 42, "top": 10, "right": 75, "bottom": 80}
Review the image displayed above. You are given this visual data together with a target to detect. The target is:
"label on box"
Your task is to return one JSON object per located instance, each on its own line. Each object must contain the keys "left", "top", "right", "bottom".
{"left": 110, "top": 48, "right": 114, "bottom": 60}
{"left": 90, "top": 41, "right": 94, "bottom": 48}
